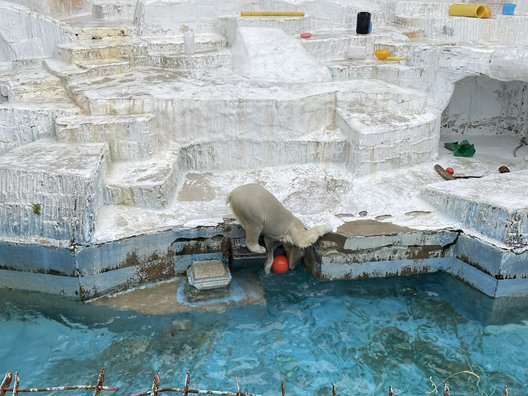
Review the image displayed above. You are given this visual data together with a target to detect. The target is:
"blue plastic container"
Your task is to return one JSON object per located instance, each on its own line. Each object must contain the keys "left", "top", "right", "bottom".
{"left": 502, "top": 3, "right": 516, "bottom": 15}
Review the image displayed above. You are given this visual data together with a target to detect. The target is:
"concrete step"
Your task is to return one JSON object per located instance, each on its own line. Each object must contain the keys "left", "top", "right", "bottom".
{"left": 0, "top": 139, "right": 109, "bottom": 243}
{"left": 57, "top": 37, "right": 148, "bottom": 64}
{"left": 150, "top": 49, "right": 231, "bottom": 70}
{"left": 328, "top": 60, "right": 435, "bottom": 91}
{"left": 394, "top": 9, "right": 528, "bottom": 45}
{"left": 372, "top": 40, "right": 425, "bottom": 59}
{"left": 336, "top": 79, "right": 428, "bottom": 113}
{"left": 74, "top": 25, "right": 137, "bottom": 40}
{"left": 67, "top": 69, "right": 337, "bottom": 139}
{"left": 104, "top": 146, "right": 181, "bottom": 208}
{"left": 0, "top": 65, "right": 69, "bottom": 102}
{"left": 420, "top": 170, "right": 528, "bottom": 249}
{"left": 57, "top": 34, "right": 227, "bottom": 65}
{"left": 301, "top": 28, "right": 412, "bottom": 62}
{"left": 0, "top": 102, "right": 81, "bottom": 155}
{"left": 55, "top": 113, "right": 159, "bottom": 161}
{"left": 59, "top": 13, "right": 137, "bottom": 37}
{"left": 92, "top": 0, "right": 137, "bottom": 21}
{"left": 301, "top": 31, "right": 360, "bottom": 62}
{"left": 145, "top": 33, "right": 227, "bottom": 56}
{"left": 336, "top": 85, "right": 439, "bottom": 174}
{"left": 45, "top": 58, "right": 130, "bottom": 85}
{"left": 178, "top": 126, "right": 349, "bottom": 171}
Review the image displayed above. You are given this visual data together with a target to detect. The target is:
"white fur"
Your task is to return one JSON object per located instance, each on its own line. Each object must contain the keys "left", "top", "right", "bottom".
{"left": 227, "top": 183, "right": 332, "bottom": 274}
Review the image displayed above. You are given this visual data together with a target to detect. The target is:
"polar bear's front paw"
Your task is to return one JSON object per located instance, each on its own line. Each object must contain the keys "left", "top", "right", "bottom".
{"left": 247, "top": 244, "right": 266, "bottom": 254}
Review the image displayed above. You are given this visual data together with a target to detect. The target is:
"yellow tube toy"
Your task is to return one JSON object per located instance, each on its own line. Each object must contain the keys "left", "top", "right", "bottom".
{"left": 448, "top": 4, "right": 487, "bottom": 18}
{"left": 482, "top": 6, "right": 492, "bottom": 18}
{"left": 240, "top": 11, "right": 305, "bottom": 17}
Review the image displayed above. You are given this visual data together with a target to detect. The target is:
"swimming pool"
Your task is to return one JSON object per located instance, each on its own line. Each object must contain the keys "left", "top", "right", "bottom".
{"left": 1, "top": 271, "right": 527, "bottom": 395}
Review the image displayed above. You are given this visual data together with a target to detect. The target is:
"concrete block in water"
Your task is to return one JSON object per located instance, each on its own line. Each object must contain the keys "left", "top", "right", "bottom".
{"left": 187, "top": 260, "right": 231, "bottom": 291}
{"left": 309, "top": 220, "right": 458, "bottom": 280}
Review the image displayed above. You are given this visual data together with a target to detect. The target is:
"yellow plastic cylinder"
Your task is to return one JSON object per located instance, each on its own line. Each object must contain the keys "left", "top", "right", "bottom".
{"left": 448, "top": 4, "right": 487, "bottom": 18}
{"left": 482, "top": 6, "right": 492, "bottom": 18}
{"left": 240, "top": 11, "right": 305, "bottom": 17}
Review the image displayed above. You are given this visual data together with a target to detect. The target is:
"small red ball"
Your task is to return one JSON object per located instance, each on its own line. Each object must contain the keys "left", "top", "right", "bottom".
{"left": 272, "top": 255, "right": 289, "bottom": 273}
{"left": 446, "top": 167, "right": 454, "bottom": 175}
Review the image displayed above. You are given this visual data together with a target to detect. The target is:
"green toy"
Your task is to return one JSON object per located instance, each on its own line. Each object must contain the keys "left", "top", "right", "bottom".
{"left": 444, "top": 140, "right": 476, "bottom": 157}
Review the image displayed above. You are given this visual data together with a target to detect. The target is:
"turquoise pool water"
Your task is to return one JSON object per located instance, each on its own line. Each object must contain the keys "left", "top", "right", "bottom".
{"left": 1, "top": 271, "right": 528, "bottom": 395}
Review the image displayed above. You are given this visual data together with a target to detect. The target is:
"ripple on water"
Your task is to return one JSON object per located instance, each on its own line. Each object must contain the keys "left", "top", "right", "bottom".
{"left": 1, "top": 272, "right": 528, "bottom": 395}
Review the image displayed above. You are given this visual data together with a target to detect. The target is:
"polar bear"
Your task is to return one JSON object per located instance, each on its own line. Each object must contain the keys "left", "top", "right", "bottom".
{"left": 227, "top": 183, "right": 333, "bottom": 274}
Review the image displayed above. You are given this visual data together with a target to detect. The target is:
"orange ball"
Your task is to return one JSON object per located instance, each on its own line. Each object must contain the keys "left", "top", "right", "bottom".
{"left": 272, "top": 255, "right": 289, "bottom": 273}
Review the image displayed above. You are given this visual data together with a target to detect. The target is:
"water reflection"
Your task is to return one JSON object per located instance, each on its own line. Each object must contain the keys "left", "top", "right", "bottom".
{"left": 0, "top": 271, "right": 527, "bottom": 395}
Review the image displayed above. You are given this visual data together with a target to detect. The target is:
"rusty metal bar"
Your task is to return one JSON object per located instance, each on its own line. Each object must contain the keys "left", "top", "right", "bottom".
{"left": 12, "top": 372, "right": 20, "bottom": 396}
{"left": 94, "top": 369, "right": 105, "bottom": 396}
{"left": 443, "top": 382, "right": 450, "bottom": 396}
{"left": 0, "top": 371, "right": 12, "bottom": 396}
{"left": 2, "top": 369, "right": 118, "bottom": 393}
{"left": 183, "top": 372, "right": 190, "bottom": 396}
{"left": 332, "top": 384, "right": 336, "bottom": 396}
{"left": 133, "top": 388, "right": 260, "bottom": 396}
{"left": 389, "top": 385, "right": 394, "bottom": 396}
{"left": 4, "top": 385, "right": 119, "bottom": 393}
{"left": 11, "top": 372, "right": 18, "bottom": 396}
{"left": 281, "top": 381, "right": 285, "bottom": 396}
{"left": 151, "top": 374, "right": 160, "bottom": 396}
{"left": 503, "top": 385, "right": 508, "bottom": 396}
{"left": 235, "top": 377, "right": 241, "bottom": 396}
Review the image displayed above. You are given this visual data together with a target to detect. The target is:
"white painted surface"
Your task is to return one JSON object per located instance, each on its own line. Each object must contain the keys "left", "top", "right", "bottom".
{"left": 0, "top": 0, "right": 526, "bottom": 252}
{"left": 231, "top": 27, "right": 331, "bottom": 82}
{"left": 0, "top": 2, "right": 73, "bottom": 62}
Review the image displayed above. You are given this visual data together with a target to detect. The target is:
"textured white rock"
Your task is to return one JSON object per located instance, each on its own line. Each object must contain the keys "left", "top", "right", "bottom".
{"left": 93, "top": 0, "right": 136, "bottom": 20}
{"left": 0, "top": 0, "right": 527, "bottom": 250}
{"left": 55, "top": 113, "right": 160, "bottom": 161}
{"left": 104, "top": 145, "right": 180, "bottom": 208}
{"left": 0, "top": 2, "right": 73, "bottom": 62}
{"left": 231, "top": 27, "right": 331, "bottom": 82}
{"left": 221, "top": 16, "right": 311, "bottom": 46}
{"left": 489, "top": 47, "right": 528, "bottom": 82}
{"left": 442, "top": 76, "right": 528, "bottom": 137}
{"left": 134, "top": 0, "right": 380, "bottom": 36}
{"left": 421, "top": 170, "right": 528, "bottom": 248}
{"left": 0, "top": 140, "right": 109, "bottom": 243}
{"left": 0, "top": 102, "right": 80, "bottom": 155}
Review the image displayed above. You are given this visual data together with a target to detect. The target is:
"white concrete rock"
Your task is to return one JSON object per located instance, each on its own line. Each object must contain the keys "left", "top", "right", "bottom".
{"left": 0, "top": 2, "right": 73, "bottom": 62}
{"left": 0, "top": 140, "right": 109, "bottom": 243}
{"left": 231, "top": 27, "right": 331, "bottom": 82}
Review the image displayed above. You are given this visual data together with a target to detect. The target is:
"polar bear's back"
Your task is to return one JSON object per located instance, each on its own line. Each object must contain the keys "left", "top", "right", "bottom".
{"left": 227, "top": 183, "right": 296, "bottom": 238}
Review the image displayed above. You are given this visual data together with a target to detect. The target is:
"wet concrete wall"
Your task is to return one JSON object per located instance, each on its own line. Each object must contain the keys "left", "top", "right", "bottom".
{"left": 1, "top": 220, "right": 527, "bottom": 300}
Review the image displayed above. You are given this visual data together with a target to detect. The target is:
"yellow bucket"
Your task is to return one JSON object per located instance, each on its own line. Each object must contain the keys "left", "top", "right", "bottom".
{"left": 448, "top": 4, "right": 487, "bottom": 18}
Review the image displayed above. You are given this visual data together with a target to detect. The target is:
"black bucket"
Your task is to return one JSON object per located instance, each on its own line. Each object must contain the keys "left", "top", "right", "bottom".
{"left": 356, "top": 11, "right": 371, "bottom": 34}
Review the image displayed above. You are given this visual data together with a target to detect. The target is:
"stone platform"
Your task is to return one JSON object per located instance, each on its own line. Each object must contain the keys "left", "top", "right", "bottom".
{"left": 0, "top": 0, "right": 527, "bottom": 299}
